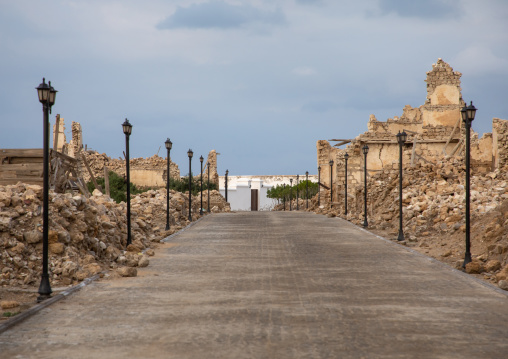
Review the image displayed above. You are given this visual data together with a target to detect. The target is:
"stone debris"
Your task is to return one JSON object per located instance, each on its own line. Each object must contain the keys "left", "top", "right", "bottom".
{"left": 0, "top": 300, "right": 20, "bottom": 309}
{"left": 0, "top": 183, "right": 229, "bottom": 289}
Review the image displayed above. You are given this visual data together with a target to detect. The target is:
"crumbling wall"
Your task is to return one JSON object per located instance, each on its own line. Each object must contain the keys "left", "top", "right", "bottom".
{"left": 52, "top": 115, "right": 66, "bottom": 153}
{"left": 68, "top": 121, "right": 83, "bottom": 158}
{"left": 204, "top": 150, "right": 219, "bottom": 186}
{"left": 82, "top": 152, "right": 181, "bottom": 187}
{"left": 493, "top": 118, "right": 508, "bottom": 169}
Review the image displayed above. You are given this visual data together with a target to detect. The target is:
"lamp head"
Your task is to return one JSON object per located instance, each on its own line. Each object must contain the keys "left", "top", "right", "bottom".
{"left": 401, "top": 131, "right": 407, "bottom": 143}
{"left": 122, "top": 119, "right": 132, "bottom": 136}
{"left": 461, "top": 101, "right": 477, "bottom": 123}
{"left": 362, "top": 145, "right": 369, "bottom": 155}
{"left": 36, "top": 78, "right": 50, "bottom": 104}
{"left": 165, "top": 138, "right": 172, "bottom": 150}
{"left": 200, "top": 155, "right": 204, "bottom": 163}
{"left": 344, "top": 152, "right": 349, "bottom": 160}
{"left": 187, "top": 149, "right": 193, "bottom": 158}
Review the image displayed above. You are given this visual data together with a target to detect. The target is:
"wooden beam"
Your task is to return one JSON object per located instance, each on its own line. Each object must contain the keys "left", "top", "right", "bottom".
{"left": 53, "top": 115, "right": 61, "bottom": 152}
{"left": 81, "top": 153, "right": 102, "bottom": 193}
{"left": 333, "top": 140, "right": 352, "bottom": 147}
{"left": 442, "top": 117, "right": 461, "bottom": 155}
{"left": 319, "top": 182, "right": 330, "bottom": 190}
{"left": 104, "top": 166, "right": 110, "bottom": 197}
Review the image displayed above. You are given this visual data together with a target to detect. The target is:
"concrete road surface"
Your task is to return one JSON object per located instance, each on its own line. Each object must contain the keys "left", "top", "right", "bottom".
{"left": 1, "top": 212, "right": 508, "bottom": 358}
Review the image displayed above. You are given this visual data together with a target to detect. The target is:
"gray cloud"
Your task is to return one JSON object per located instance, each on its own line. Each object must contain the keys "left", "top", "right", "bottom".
{"left": 157, "top": 1, "right": 286, "bottom": 30}
{"left": 377, "top": 0, "right": 461, "bottom": 19}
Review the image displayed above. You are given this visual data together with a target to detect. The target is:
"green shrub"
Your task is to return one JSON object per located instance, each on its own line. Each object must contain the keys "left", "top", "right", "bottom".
{"left": 267, "top": 180, "right": 319, "bottom": 203}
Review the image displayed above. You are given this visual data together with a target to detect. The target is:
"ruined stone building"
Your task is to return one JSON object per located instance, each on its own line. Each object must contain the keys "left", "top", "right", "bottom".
{"left": 317, "top": 58, "right": 508, "bottom": 204}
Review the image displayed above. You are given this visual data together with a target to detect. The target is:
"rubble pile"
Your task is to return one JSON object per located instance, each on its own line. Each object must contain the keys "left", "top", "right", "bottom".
{"left": 0, "top": 183, "right": 229, "bottom": 288}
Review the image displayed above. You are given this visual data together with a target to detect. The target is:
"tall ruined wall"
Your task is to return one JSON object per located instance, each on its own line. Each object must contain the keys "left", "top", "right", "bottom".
{"left": 422, "top": 58, "right": 464, "bottom": 129}
{"left": 52, "top": 115, "right": 66, "bottom": 153}
{"left": 493, "top": 118, "right": 508, "bottom": 169}
{"left": 204, "top": 150, "right": 219, "bottom": 186}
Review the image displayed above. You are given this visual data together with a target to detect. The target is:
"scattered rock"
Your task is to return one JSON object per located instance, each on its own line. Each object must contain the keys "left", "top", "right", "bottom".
{"left": 465, "top": 261, "right": 484, "bottom": 274}
{"left": 138, "top": 256, "right": 149, "bottom": 268}
{"left": 498, "top": 280, "right": 508, "bottom": 291}
{"left": 117, "top": 267, "right": 137, "bottom": 277}
{"left": 485, "top": 260, "right": 502, "bottom": 273}
{"left": 1, "top": 300, "right": 20, "bottom": 309}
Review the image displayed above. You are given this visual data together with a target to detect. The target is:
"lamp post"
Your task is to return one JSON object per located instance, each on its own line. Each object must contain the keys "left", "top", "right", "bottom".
{"left": 329, "top": 160, "right": 334, "bottom": 208}
{"left": 290, "top": 178, "right": 293, "bottom": 211}
{"left": 306, "top": 171, "right": 309, "bottom": 209}
{"left": 36, "top": 78, "right": 57, "bottom": 302}
{"left": 188, "top": 149, "right": 193, "bottom": 221}
{"left": 396, "top": 131, "right": 407, "bottom": 241}
{"left": 122, "top": 119, "right": 133, "bottom": 246}
{"left": 296, "top": 174, "right": 299, "bottom": 210}
{"left": 207, "top": 162, "right": 211, "bottom": 213}
{"left": 165, "top": 138, "right": 172, "bottom": 231}
{"left": 461, "top": 101, "right": 477, "bottom": 268}
{"left": 318, "top": 166, "right": 321, "bottom": 206}
{"left": 362, "top": 145, "right": 369, "bottom": 228}
{"left": 283, "top": 184, "right": 286, "bottom": 211}
{"left": 200, "top": 156, "right": 204, "bottom": 215}
{"left": 344, "top": 153, "right": 349, "bottom": 216}
{"left": 225, "top": 170, "right": 229, "bottom": 202}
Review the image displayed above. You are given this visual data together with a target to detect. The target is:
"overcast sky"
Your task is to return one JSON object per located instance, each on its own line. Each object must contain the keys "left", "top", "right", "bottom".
{"left": 1, "top": 0, "right": 507, "bottom": 175}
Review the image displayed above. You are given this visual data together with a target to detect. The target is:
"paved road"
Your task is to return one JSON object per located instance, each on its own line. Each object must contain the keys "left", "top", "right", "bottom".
{"left": 1, "top": 212, "right": 508, "bottom": 358}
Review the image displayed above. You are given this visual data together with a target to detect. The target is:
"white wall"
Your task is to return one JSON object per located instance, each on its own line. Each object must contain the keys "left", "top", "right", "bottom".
{"left": 219, "top": 175, "right": 318, "bottom": 211}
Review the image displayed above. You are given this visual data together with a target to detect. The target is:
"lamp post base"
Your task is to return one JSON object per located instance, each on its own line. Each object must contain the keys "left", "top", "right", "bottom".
{"left": 165, "top": 224, "right": 170, "bottom": 231}
{"left": 37, "top": 274, "right": 52, "bottom": 303}
{"left": 462, "top": 253, "right": 472, "bottom": 268}
{"left": 363, "top": 219, "right": 368, "bottom": 228}
{"left": 397, "top": 229, "right": 405, "bottom": 241}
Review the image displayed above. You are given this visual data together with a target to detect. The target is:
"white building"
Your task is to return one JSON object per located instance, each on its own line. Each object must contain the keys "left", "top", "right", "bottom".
{"left": 219, "top": 175, "right": 318, "bottom": 211}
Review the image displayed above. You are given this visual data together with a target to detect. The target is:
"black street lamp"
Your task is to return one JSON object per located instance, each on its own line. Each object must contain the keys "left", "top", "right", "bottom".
{"left": 344, "top": 153, "right": 349, "bottom": 216}
{"left": 318, "top": 166, "right": 321, "bottom": 206}
{"left": 296, "top": 174, "right": 299, "bottom": 210}
{"left": 188, "top": 149, "right": 193, "bottom": 221}
{"left": 36, "top": 78, "right": 57, "bottom": 302}
{"left": 225, "top": 170, "right": 229, "bottom": 202}
{"left": 165, "top": 138, "right": 172, "bottom": 231}
{"left": 122, "top": 119, "right": 133, "bottom": 246}
{"left": 207, "top": 162, "right": 211, "bottom": 213}
{"left": 200, "top": 156, "right": 204, "bottom": 215}
{"left": 396, "top": 131, "right": 407, "bottom": 241}
{"left": 461, "top": 101, "right": 477, "bottom": 268}
{"left": 290, "top": 178, "right": 293, "bottom": 211}
{"left": 329, "top": 160, "right": 334, "bottom": 208}
{"left": 362, "top": 145, "right": 369, "bottom": 228}
{"left": 306, "top": 171, "right": 309, "bottom": 209}
{"left": 283, "top": 184, "right": 286, "bottom": 211}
